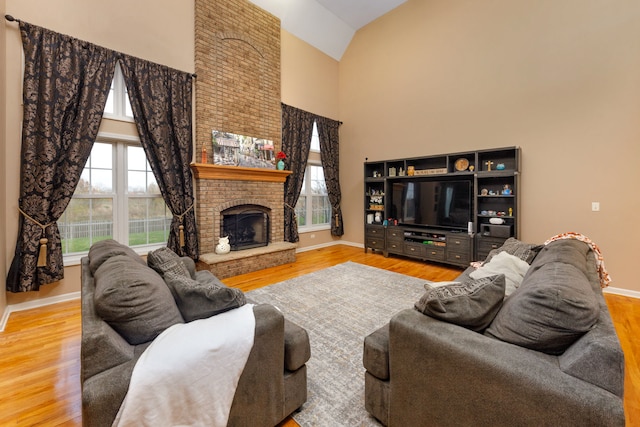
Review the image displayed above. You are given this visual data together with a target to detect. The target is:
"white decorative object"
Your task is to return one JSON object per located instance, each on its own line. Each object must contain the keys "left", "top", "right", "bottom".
{"left": 215, "top": 236, "right": 231, "bottom": 254}
{"left": 489, "top": 217, "right": 505, "bottom": 225}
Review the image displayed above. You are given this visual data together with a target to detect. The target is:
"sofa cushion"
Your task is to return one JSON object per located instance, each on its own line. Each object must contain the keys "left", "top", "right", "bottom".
{"left": 414, "top": 275, "right": 506, "bottom": 332}
{"left": 94, "top": 255, "right": 184, "bottom": 345}
{"left": 147, "top": 246, "right": 192, "bottom": 279}
{"left": 163, "top": 271, "right": 247, "bottom": 322}
{"left": 485, "top": 241, "right": 600, "bottom": 355}
{"left": 483, "top": 237, "right": 543, "bottom": 265}
{"left": 88, "top": 239, "right": 147, "bottom": 275}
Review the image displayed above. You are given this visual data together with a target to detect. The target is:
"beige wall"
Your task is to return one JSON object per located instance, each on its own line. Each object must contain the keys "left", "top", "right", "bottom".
{"left": 1, "top": 0, "right": 8, "bottom": 315}
{"left": 3, "top": 0, "right": 195, "bottom": 305}
{"left": 281, "top": 29, "right": 341, "bottom": 249}
{"left": 339, "top": 0, "right": 640, "bottom": 293}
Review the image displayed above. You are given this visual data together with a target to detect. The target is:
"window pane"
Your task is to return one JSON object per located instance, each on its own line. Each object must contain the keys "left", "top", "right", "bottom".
{"left": 104, "top": 80, "right": 115, "bottom": 115}
{"left": 147, "top": 172, "right": 160, "bottom": 194}
{"left": 310, "top": 121, "right": 320, "bottom": 151}
{"left": 128, "top": 197, "right": 171, "bottom": 246}
{"left": 76, "top": 169, "right": 91, "bottom": 195}
{"left": 91, "top": 169, "right": 113, "bottom": 193}
{"left": 91, "top": 142, "right": 113, "bottom": 169}
{"left": 60, "top": 198, "right": 113, "bottom": 254}
{"left": 127, "top": 145, "right": 147, "bottom": 171}
{"left": 315, "top": 195, "right": 331, "bottom": 225}
{"left": 128, "top": 171, "right": 147, "bottom": 193}
{"left": 310, "top": 166, "right": 326, "bottom": 195}
{"left": 295, "top": 195, "right": 307, "bottom": 227}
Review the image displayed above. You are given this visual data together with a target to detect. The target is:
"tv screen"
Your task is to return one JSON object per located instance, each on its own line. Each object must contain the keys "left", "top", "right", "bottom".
{"left": 390, "top": 179, "right": 471, "bottom": 230}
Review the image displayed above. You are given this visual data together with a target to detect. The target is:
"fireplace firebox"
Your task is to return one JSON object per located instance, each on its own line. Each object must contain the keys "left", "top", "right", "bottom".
{"left": 220, "top": 205, "right": 270, "bottom": 251}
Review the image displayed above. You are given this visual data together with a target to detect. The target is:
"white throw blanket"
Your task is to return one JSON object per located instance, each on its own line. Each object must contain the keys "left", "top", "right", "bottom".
{"left": 113, "top": 304, "right": 256, "bottom": 427}
{"left": 470, "top": 251, "right": 530, "bottom": 296}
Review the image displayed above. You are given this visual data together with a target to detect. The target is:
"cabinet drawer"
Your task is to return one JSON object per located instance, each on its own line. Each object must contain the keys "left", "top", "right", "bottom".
{"left": 386, "top": 227, "right": 404, "bottom": 241}
{"left": 477, "top": 237, "right": 506, "bottom": 252}
{"left": 387, "top": 240, "right": 404, "bottom": 254}
{"left": 448, "top": 235, "right": 471, "bottom": 250}
{"left": 366, "top": 237, "right": 385, "bottom": 250}
{"left": 404, "top": 242, "right": 425, "bottom": 257}
{"left": 366, "top": 226, "right": 385, "bottom": 238}
{"left": 476, "top": 237, "right": 506, "bottom": 261}
{"left": 424, "top": 245, "right": 445, "bottom": 261}
{"left": 446, "top": 250, "right": 470, "bottom": 265}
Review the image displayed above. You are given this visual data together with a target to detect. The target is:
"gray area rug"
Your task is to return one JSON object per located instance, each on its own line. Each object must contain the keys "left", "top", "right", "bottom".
{"left": 246, "top": 261, "right": 429, "bottom": 426}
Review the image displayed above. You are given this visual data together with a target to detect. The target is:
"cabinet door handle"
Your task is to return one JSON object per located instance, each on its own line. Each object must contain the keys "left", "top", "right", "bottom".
{"left": 430, "top": 251, "right": 437, "bottom": 255}
{"left": 491, "top": 244, "right": 499, "bottom": 249}
{"left": 455, "top": 255, "right": 461, "bottom": 259}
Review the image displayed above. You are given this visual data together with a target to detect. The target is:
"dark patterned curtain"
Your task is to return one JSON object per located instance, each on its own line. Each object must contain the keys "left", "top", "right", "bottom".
{"left": 119, "top": 55, "right": 199, "bottom": 259}
{"left": 316, "top": 116, "right": 344, "bottom": 236}
{"left": 7, "top": 22, "right": 115, "bottom": 292}
{"left": 281, "top": 103, "right": 314, "bottom": 242}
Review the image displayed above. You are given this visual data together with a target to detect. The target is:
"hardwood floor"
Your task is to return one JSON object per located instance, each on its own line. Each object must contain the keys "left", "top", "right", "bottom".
{"left": 0, "top": 244, "right": 637, "bottom": 426}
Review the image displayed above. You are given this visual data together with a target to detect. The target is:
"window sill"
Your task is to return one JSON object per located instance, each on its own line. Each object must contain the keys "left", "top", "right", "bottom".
{"left": 298, "top": 224, "right": 331, "bottom": 233}
{"left": 63, "top": 243, "right": 166, "bottom": 266}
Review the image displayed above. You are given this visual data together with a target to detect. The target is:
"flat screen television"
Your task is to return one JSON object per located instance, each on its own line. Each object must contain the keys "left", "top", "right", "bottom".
{"left": 389, "top": 179, "right": 472, "bottom": 230}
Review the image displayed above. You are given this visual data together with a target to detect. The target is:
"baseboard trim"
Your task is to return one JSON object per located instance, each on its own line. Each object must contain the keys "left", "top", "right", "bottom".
{"left": 603, "top": 286, "right": 640, "bottom": 299}
{"left": 0, "top": 292, "right": 81, "bottom": 332}
{"left": 295, "top": 240, "right": 363, "bottom": 253}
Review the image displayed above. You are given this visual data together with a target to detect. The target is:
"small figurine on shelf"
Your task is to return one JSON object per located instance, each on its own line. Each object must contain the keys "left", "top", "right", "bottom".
{"left": 502, "top": 184, "right": 512, "bottom": 195}
{"left": 201, "top": 144, "right": 208, "bottom": 164}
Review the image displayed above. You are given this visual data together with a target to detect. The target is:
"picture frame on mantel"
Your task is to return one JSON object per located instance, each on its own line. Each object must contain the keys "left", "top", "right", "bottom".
{"left": 211, "top": 130, "right": 275, "bottom": 169}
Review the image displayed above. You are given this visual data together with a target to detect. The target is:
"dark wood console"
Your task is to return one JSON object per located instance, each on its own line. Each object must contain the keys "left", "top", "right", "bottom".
{"left": 364, "top": 147, "right": 520, "bottom": 267}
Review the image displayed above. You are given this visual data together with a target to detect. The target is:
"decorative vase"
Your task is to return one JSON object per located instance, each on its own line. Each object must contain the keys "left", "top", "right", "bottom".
{"left": 277, "top": 159, "right": 285, "bottom": 170}
{"left": 215, "top": 236, "right": 231, "bottom": 255}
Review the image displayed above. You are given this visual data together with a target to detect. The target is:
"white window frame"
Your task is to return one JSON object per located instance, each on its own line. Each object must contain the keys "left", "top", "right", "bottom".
{"left": 103, "top": 64, "right": 135, "bottom": 122}
{"left": 62, "top": 132, "right": 170, "bottom": 265}
{"left": 296, "top": 122, "right": 330, "bottom": 232}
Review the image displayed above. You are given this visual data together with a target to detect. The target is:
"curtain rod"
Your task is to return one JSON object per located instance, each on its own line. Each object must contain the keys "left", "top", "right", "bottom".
{"left": 4, "top": 14, "right": 197, "bottom": 78}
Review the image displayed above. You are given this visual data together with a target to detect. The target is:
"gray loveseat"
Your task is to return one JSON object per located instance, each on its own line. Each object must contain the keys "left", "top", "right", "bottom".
{"left": 363, "top": 239, "right": 625, "bottom": 426}
{"left": 81, "top": 240, "right": 310, "bottom": 427}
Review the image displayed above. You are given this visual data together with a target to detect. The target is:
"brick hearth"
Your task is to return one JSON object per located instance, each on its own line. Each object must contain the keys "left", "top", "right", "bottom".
{"left": 192, "top": 163, "right": 296, "bottom": 279}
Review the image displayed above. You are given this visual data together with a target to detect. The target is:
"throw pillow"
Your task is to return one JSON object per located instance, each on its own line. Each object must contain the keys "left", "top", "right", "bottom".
{"left": 483, "top": 237, "right": 543, "bottom": 265}
{"left": 94, "top": 255, "right": 184, "bottom": 345}
{"left": 470, "top": 251, "right": 530, "bottom": 296}
{"left": 163, "top": 271, "right": 247, "bottom": 322}
{"left": 485, "top": 261, "right": 600, "bottom": 355}
{"left": 147, "top": 246, "right": 191, "bottom": 279}
{"left": 88, "top": 239, "right": 147, "bottom": 275}
{"left": 414, "top": 274, "right": 506, "bottom": 332}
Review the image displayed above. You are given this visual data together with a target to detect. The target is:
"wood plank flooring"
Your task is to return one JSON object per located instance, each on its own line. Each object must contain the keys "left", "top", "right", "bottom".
{"left": 0, "top": 245, "right": 637, "bottom": 426}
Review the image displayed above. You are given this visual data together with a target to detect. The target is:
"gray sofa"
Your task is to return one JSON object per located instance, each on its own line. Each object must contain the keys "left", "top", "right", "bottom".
{"left": 81, "top": 240, "right": 310, "bottom": 427}
{"left": 363, "top": 239, "right": 625, "bottom": 426}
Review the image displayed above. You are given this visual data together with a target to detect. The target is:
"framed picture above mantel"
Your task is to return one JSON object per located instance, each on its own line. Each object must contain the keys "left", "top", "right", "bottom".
{"left": 211, "top": 130, "right": 275, "bottom": 169}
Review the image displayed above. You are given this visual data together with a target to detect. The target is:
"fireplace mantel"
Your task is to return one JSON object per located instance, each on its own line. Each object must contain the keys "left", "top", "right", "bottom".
{"left": 191, "top": 163, "right": 292, "bottom": 183}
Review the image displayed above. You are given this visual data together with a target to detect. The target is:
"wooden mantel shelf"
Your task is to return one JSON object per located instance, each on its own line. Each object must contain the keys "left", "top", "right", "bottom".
{"left": 190, "top": 163, "right": 292, "bottom": 183}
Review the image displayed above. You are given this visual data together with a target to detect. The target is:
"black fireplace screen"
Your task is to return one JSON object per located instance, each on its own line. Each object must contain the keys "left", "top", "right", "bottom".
{"left": 220, "top": 206, "right": 270, "bottom": 251}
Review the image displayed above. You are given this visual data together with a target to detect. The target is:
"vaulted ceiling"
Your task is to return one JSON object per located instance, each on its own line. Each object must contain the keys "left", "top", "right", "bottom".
{"left": 248, "top": 0, "right": 408, "bottom": 60}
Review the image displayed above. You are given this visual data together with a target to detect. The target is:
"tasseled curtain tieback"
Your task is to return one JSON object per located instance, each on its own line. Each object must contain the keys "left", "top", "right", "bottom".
{"left": 18, "top": 207, "right": 54, "bottom": 267}
{"left": 174, "top": 202, "right": 194, "bottom": 248}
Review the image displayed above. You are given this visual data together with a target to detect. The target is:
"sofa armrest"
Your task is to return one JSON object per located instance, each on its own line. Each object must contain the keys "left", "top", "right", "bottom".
{"left": 228, "top": 304, "right": 286, "bottom": 426}
{"left": 387, "top": 309, "right": 625, "bottom": 427}
{"left": 284, "top": 319, "right": 310, "bottom": 371}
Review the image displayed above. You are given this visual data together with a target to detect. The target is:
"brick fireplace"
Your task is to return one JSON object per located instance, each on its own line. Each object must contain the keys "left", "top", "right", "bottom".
{"left": 192, "top": 164, "right": 296, "bottom": 278}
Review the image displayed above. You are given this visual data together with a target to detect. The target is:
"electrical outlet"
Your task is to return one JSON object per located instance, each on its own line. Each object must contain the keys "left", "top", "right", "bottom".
{"left": 591, "top": 202, "right": 600, "bottom": 212}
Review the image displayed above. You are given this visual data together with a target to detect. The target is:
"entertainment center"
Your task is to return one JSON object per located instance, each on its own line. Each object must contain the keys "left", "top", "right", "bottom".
{"left": 364, "top": 147, "right": 520, "bottom": 267}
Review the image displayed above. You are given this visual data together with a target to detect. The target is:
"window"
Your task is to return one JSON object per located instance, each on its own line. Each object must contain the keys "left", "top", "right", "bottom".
{"left": 104, "top": 64, "right": 134, "bottom": 120}
{"left": 295, "top": 122, "right": 331, "bottom": 230}
{"left": 58, "top": 139, "right": 172, "bottom": 261}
